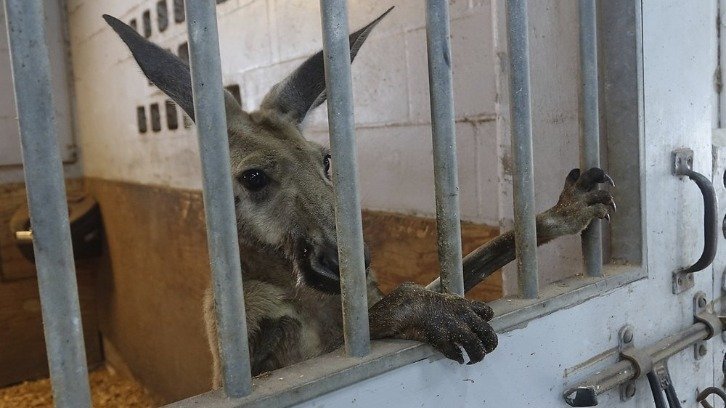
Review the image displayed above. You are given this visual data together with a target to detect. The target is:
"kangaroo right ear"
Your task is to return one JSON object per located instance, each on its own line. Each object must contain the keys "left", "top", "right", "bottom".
{"left": 259, "top": 7, "right": 393, "bottom": 125}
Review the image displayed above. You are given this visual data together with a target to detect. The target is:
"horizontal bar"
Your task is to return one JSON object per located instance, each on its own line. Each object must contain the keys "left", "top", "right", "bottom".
{"left": 563, "top": 321, "right": 709, "bottom": 404}
{"left": 425, "top": 0, "right": 465, "bottom": 296}
{"left": 505, "top": 0, "right": 539, "bottom": 298}
{"left": 4, "top": 1, "right": 92, "bottom": 407}
{"left": 319, "top": 0, "right": 371, "bottom": 357}
{"left": 579, "top": 0, "right": 604, "bottom": 278}
{"left": 184, "top": 0, "right": 252, "bottom": 397}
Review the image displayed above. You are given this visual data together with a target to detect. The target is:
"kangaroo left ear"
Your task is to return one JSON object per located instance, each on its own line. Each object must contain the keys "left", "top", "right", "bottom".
{"left": 103, "top": 14, "right": 198, "bottom": 120}
{"left": 259, "top": 6, "right": 394, "bottom": 124}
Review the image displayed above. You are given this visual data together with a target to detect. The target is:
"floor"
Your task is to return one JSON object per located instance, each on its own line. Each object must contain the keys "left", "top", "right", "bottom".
{"left": 0, "top": 366, "right": 161, "bottom": 408}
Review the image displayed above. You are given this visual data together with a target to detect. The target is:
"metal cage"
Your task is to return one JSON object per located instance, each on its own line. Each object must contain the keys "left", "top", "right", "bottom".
{"left": 4, "top": 0, "right": 611, "bottom": 406}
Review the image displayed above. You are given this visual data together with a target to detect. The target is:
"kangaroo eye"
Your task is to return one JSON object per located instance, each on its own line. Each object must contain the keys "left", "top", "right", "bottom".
{"left": 239, "top": 169, "right": 269, "bottom": 191}
{"left": 323, "top": 154, "right": 331, "bottom": 177}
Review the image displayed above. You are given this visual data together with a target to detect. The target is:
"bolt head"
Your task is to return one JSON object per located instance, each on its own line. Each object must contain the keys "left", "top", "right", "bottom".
{"left": 625, "top": 383, "right": 636, "bottom": 398}
{"left": 698, "top": 297, "right": 707, "bottom": 308}
{"left": 699, "top": 344, "right": 708, "bottom": 357}
{"left": 622, "top": 329, "right": 634, "bottom": 344}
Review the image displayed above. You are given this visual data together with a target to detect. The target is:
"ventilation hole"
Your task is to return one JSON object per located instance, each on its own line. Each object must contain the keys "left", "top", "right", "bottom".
{"left": 177, "top": 42, "right": 189, "bottom": 66}
{"left": 129, "top": 19, "right": 138, "bottom": 32}
{"left": 137, "top": 106, "right": 148, "bottom": 133}
{"left": 225, "top": 84, "right": 242, "bottom": 106}
{"left": 166, "top": 100, "right": 179, "bottom": 130}
{"left": 183, "top": 114, "right": 192, "bottom": 128}
{"left": 150, "top": 103, "right": 161, "bottom": 132}
{"left": 142, "top": 10, "right": 152, "bottom": 38}
{"left": 174, "top": 0, "right": 185, "bottom": 23}
{"left": 157, "top": 0, "right": 169, "bottom": 32}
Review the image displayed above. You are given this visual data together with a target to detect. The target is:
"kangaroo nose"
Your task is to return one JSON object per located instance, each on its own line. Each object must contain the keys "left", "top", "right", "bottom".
{"left": 319, "top": 247, "right": 340, "bottom": 276}
{"left": 320, "top": 245, "right": 370, "bottom": 273}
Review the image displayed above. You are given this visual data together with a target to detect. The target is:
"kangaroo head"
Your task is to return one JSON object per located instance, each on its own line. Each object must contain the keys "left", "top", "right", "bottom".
{"left": 103, "top": 8, "right": 391, "bottom": 294}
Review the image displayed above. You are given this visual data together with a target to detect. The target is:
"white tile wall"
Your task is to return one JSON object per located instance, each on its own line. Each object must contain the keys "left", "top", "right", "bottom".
{"left": 67, "top": 0, "right": 584, "bottom": 254}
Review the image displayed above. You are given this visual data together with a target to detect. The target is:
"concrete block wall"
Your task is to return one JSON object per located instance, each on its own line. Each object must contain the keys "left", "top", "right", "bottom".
{"left": 67, "top": 0, "right": 584, "bottom": 291}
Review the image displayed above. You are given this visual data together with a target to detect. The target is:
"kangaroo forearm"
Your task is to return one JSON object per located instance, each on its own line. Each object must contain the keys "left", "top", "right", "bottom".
{"left": 427, "top": 214, "right": 557, "bottom": 294}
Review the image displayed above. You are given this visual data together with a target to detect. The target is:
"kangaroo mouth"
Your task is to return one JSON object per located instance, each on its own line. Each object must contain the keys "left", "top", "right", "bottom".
{"left": 297, "top": 242, "right": 341, "bottom": 294}
{"left": 295, "top": 241, "right": 371, "bottom": 295}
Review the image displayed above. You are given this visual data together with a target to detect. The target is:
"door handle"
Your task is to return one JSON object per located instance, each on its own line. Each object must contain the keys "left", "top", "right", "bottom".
{"left": 672, "top": 148, "right": 718, "bottom": 293}
{"left": 698, "top": 387, "right": 726, "bottom": 408}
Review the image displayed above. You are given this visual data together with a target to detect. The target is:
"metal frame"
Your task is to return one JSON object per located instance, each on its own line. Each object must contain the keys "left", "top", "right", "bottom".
{"left": 579, "top": 0, "right": 604, "bottom": 278}
{"left": 4, "top": 1, "right": 91, "bottom": 407}
{"left": 505, "top": 0, "right": 539, "bottom": 299}
{"left": 5, "top": 0, "right": 648, "bottom": 407}
{"left": 320, "top": 0, "right": 372, "bottom": 357}
{"left": 185, "top": 1, "right": 252, "bottom": 397}
{"left": 425, "top": 0, "right": 465, "bottom": 296}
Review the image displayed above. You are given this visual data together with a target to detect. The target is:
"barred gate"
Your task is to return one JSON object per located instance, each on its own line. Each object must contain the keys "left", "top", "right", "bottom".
{"left": 5, "top": 0, "right": 607, "bottom": 406}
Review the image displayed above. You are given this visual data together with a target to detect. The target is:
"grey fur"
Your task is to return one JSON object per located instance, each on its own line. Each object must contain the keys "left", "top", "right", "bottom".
{"left": 104, "top": 9, "right": 616, "bottom": 389}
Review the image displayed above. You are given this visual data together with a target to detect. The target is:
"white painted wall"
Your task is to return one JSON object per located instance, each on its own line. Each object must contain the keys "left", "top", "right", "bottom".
{"left": 68, "top": 0, "right": 588, "bottom": 290}
{"left": 67, "top": 0, "right": 584, "bottom": 226}
{"left": 0, "top": 0, "right": 79, "bottom": 182}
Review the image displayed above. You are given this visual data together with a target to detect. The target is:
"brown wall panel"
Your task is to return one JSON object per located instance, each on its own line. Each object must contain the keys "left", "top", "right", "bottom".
{"left": 85, "top": 178, "right": 501, "bottom": 402}
{"left": 0, "top": 180, "right": 102, "bottom": 387}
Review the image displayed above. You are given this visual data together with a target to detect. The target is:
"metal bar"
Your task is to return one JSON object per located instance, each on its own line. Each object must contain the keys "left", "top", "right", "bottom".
{"left": 4, "top": 2, "right": 92, "bottom": 407}
{"left": 184, "top": 0, "right": 252, "bottom": 397}
{"left": 563, "top": 322, "right": 709, "bottom": 405}
{"left": 579, "top": 0, "right": 604, "bottom": 278}
{"left": 425, "top": 0, "right": 465, "bottom": 296}
{"left": 505, "top": 0, "right": 539, "bottom": 299}
{"left": 319, "top": 0, "right": 371, "bottom": 357}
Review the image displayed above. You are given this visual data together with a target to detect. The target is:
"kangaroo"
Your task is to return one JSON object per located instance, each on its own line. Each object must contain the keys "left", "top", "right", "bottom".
{"left": 103, "top": 8, "right": 615, "bottom": 388}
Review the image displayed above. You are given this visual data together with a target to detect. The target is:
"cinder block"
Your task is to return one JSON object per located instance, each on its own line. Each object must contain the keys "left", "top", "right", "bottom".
{"left": 406, "top": 8, "right": 496, "bottom": 124}
{"left": 218, "top": 0, "right": 273, "bottom": 74}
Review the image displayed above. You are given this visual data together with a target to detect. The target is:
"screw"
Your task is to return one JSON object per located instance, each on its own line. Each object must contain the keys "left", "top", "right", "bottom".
{"left": 698, "top": 297, "right": 707, "bottom": 308}
{"left": 677, "top": 276, "right": 684, "bottom": 286}
{"left": 699, "top": 344, "right": 708, "bottom": 357}
{"left": 625, "top": 383, "right": 636, "bottom": 398}
{"left": 622, "top": 328, "right": 634, "bottom": 344}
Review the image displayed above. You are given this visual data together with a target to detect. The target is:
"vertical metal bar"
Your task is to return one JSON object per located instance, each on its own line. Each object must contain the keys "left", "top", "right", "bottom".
{"left": 184, "top": 0, "right": 252, "bottom": 397}
{"left": 4, "top": 2, "right": 92, "bottom": 407}
{"left": 319, "top": 0, "right": 371, "bottom": 357}
{"left": 579, "top": 0, "right": 604, "bottom": 277}
{"left": 505, "top": 0, "right": 539, "bottom": 299}
{"left": 425, "top": 0, "right": 465, "bottom": 296}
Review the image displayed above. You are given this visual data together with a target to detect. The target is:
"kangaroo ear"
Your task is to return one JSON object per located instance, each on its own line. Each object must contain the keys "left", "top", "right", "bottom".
{"left": 260, "top": 7, "right": 393, "bottom": 124}
{"left": 103, "top": 14, "right": 243, "bottom": 122}
{"left": 104, "top": 14, "right": 197, "bottom": 120}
